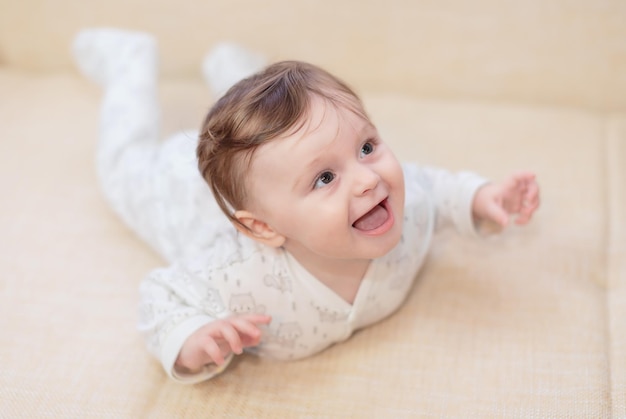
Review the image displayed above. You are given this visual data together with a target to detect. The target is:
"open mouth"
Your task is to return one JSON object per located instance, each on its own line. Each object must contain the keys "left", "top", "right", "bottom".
{"left": 352, "top": 198, "right": 393, "bottom": 233}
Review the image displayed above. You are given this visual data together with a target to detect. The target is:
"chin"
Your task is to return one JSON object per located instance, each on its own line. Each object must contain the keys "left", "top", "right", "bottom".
{"left": 370, "top": 229, "right": 403, "bottom": 258}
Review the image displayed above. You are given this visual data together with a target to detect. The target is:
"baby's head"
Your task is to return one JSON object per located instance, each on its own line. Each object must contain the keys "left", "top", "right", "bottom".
{"left": 198, "top": 61, "right": 368, "bottom": 226}
{"left": 197, "top": 61, "right": 405, "bottom": 260}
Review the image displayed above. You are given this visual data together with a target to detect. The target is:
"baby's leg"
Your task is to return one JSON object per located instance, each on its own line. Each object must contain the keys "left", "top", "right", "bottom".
{"left": 74, "top": 29, "right": 222, "bottom": 262}
{"left": 73, "top": 29, "right": 160, "bottom": 165}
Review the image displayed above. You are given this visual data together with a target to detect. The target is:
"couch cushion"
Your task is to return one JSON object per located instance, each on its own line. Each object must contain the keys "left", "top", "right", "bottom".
{"left": 0, "top": 69, "right": 619, "bottom": 417}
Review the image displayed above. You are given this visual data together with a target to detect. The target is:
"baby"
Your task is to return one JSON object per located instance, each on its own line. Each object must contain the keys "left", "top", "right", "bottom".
{"left": 73, "top": 28, "right": 540, "bottom": 384}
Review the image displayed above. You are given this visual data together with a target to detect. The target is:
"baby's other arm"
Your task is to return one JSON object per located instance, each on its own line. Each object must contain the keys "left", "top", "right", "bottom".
{"left": 408, "top": 165, "right": 539, "bottom": 235}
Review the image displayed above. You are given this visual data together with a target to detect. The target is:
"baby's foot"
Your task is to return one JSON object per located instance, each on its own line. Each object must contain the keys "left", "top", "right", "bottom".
{"left": 72, "top": 28, "right": 158, "bottom": 86}
{"left": 202, "top": 43, "right": 267, "bottom": 98}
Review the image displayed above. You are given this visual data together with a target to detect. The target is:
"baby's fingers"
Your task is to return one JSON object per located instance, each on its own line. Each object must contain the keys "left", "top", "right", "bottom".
{"left": 512, "top": 171, "right": 536, "bottom": 185}
{"left": 219, "top": 322, "right": 244, "bottom": 355}
{"left": 244, "top": 313, "right": 273, "bottom": 323}
{"left": 516, "top": 180, "right": 540, "bottom": 224}
{"left": 201, "top": 334, "right": 228, "bottom": 366}
{"left": 229, "top": 315, "right": 272, "bottom": 347}
{"left": 524, "top": 178, "right": 540, "bottom": 205}
{"left": 233, "top": 314, "right": 272, "bottom": 329}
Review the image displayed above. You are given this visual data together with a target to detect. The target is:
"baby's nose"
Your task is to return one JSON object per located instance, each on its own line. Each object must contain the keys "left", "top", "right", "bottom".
{"left": 353, "top": 166, "right": 380, "bottom": 195}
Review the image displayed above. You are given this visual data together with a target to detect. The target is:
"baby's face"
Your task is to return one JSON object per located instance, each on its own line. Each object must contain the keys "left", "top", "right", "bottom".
{"left": 244, "top": 96, "right": 405, "bottom": 263}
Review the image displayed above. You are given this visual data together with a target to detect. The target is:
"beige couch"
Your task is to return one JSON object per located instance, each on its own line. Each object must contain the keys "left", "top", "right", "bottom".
{"left": 1, "top": 1, "right": 625, "bottom": 417}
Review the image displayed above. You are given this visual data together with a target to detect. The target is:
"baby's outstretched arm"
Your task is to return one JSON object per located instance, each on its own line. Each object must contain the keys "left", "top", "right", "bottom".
{"left": 175, "top": 314, "right": 271, "bottom": 374}
{"left": 471, "top": 171, "right": 540, "bottom": 227}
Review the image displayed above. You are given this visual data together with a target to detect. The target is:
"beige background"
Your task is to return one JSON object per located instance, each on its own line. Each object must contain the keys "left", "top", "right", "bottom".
{"left": 1, "top": 0, "right": 625, "bottom": 110}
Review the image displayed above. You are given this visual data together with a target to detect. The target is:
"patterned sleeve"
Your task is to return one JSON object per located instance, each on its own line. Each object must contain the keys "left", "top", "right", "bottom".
{"left": 404, "top": 164, "right": 489, "bottom": 236}
{"left": 137, "top": 260, "right": 232, "bottom": 384}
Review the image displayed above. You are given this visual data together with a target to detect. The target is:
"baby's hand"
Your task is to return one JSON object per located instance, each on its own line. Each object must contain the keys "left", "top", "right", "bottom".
{"left": 175, "top": 314, "right": 271, "bottom": 374}
{"left": 472, "top": 171, "right": 540, "bottom": 228}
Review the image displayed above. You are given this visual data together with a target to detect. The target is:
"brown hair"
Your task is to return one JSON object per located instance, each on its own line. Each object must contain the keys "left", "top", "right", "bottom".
{"left": 197, "top": 60, "right": 368, "bottom": 228}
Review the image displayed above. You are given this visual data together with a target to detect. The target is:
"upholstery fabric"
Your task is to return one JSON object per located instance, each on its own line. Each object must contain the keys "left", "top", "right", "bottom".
{"left": 0, "top": 1, "right": 624, "bottom": 417}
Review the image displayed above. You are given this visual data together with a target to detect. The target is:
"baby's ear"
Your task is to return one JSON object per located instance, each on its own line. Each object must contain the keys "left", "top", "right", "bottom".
{"left": 233, "top": 210, "right": 286, "bottom": 248}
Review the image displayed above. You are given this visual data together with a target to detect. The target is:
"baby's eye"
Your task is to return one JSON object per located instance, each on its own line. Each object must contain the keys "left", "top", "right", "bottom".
{"left": 360, "top": 142, "right": 375, "bottom": 157}
{"left": 314, "top": 171, "right": 335, "bottom": 189}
